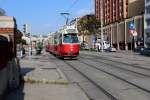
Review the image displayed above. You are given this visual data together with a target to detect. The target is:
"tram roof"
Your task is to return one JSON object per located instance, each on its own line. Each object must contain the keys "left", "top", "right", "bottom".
{"left": 59, "top": 25, "right": 78, "bottom": 34}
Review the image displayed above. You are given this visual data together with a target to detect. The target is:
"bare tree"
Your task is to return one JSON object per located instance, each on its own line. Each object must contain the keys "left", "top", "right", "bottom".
{"left": 0, "top": 8, "right": 6, "bottom": 16}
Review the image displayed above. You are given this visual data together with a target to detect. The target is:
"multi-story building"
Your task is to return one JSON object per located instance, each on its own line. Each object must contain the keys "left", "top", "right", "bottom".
{"left": 95, "top": 0, "right": 101, "bottom": 23}
{"left": 145, "top": 0, "right": 150, "bottom": 47}
{"left": 95, "top": 0, "right": 128, "bottom": 25}
{"left": 128, "top": 0, "right": 144, "bottom": 17}
{"left": 95, "top": 0, "right": 144, "bottom": 50}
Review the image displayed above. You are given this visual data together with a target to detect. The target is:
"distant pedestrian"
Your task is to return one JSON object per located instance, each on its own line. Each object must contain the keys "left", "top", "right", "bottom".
{"left": 19, "top": 45, "right": 25, "bottom": 58}
{"left": 22, "top": 47, "right": 25, "bottom": 56}
{"left": 96, "top": 39, "right": 101, "bottom": 52}
{"left": 20, "top": 48, "right": 23, "bottom": 58}
{"left": 36, "top": 41, "right": 43, "bottom": 55}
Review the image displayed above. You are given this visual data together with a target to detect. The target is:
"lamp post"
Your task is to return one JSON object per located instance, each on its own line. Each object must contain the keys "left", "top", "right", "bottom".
{"left": 100, "top": 0, "right": 104, "bottom": 53}
{"left": 29, "top": 32, "right": 32, "bottom": 60}
{"left": 111, "top": 24, "right": 113, "bottom": 47}
{"left": 25, "top": 24, "right": 32, "bottom": 60}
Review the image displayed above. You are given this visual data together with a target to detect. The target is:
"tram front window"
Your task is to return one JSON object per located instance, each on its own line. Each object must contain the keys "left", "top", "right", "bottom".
{"left": 63, "top": 34, "right": 79, "bottom": 43}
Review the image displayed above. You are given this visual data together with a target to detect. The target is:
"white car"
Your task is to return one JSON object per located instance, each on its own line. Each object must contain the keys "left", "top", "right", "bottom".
{"left": 96, "top": 41, "right": 110, "bottom": 50}
{"left": 103, "top": 41, "right": 110, "bottom": 49}
{"left": 80, "top": 42, "right": 90, "bottom": 50}
{"left": 105, "top": 47, "right": 117, "bottom": 52}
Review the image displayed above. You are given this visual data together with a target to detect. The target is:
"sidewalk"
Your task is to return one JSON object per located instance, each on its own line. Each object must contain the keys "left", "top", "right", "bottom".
{"left": 21, "top": 55, "right": 68, "bottom": 84}
{"left": 4, "top": 52, "right": 89, "bottom": 100}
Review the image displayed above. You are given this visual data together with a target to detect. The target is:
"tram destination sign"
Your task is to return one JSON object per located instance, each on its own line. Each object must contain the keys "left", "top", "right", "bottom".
{"left": 66, "top": 29, "right": 77, "bottom": 33}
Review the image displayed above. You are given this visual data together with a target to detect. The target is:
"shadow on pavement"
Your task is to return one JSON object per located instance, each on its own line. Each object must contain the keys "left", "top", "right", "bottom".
{"left": 21, "top": 68, "right": 35, "bottom": 76}
{"left": 4, "top": 82, "right": 25, "bottom": 100}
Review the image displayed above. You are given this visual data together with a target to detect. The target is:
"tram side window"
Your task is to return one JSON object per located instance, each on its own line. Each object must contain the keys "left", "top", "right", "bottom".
{"left": 59, "top": 34, "right": 62, "bottom": 44}
{"left": 54, "top": 36, "right": 57, "bottom": 44}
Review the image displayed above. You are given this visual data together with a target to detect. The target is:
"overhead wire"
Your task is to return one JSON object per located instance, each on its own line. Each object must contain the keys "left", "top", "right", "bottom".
{"left": 66, "top": 0, "right": 79, "bottom": 12}
{"left": 50, "top": 0, "right": 80, "bottom": 31}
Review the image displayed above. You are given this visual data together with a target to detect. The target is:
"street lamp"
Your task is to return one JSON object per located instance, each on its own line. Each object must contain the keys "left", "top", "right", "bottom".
{"left": 60, "top": 12, "right": 70, "bottom": 25}
{"left": 100, "top": 0, "right": 104, "bottom": 53}
{"left": 24, "top": 24, "right": 32, "bottom": 60}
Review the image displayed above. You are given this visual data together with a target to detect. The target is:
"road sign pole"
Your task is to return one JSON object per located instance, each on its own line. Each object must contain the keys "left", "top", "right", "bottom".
{"left": 25, "top": 24, "right": 32, "bottom": 60}
{"left": 129, "top": 17, "right": 136, "bottom": 51}
{"left": 134, "top": 36, "right": 137, "bottom": 48}
{"left": 29, "top": 32, "right": 32, "bottom": 60}
{"left": 131, "top": 36, "right": 133, "bottom": 51}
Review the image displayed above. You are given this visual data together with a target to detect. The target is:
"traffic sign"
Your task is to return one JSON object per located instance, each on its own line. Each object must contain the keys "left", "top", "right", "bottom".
{"left": 132, "top": 31, "right": 137, "bottom": 36}
{"left": 129, "top": 29, "right": 134, "bottom": 34}
{"left": 129, "top": 22, "right": 135, "bottom": 30}
{"left": 129, "top": 30, "right": 137, "bottom": 36}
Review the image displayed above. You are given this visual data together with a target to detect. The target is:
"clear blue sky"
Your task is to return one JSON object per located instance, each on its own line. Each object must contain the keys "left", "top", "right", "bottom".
{"left": 0, "top": 0, "right": 94, "bottom": 35}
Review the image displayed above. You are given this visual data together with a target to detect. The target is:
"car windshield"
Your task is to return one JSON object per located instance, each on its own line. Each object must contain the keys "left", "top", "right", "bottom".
{"left": 63, "top": 34, "right": 79, "bottom": 43}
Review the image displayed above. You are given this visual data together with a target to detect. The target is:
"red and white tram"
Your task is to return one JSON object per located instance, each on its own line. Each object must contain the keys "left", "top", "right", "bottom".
{"left": 46, "top": 25, "right": 79, "bottom": 58}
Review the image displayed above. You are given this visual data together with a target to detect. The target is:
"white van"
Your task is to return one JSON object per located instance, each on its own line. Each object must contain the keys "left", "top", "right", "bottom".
{"left": 103, "top": 41, "right": 110, "bottom": 49}
{"left": 96, "top": 41, "right": 110, "bottom": 50}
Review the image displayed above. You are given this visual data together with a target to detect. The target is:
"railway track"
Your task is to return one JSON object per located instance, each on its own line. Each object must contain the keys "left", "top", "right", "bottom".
{"left": 81, "top": 53, "right": 150, "bottom": 72}
{"left": 63, "top": 57, "right": 150, "bottom": 100}
{"left": 47, "top": 53, "right": 150, "bottom": 100}
{"left": 47, "top": 54, "right": 112, "bottom": 100}
{"left": 78, "top": 58, "right": 150, "bottom": 92}
{"left": 79, "top": 55, "right": 150, "bottom": 77}
{"left": 63, "top": 60, "right": 117, "bottom": 100}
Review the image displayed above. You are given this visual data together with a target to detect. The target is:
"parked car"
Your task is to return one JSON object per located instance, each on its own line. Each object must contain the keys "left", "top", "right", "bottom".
{"left": 133, "top": 46, "right": 144, "bottom": 53}
{"left": 105, "top": 47, "right": 117, "bottom": 52}
{"left": 80, "top": 42, "right": 90, "bottom": 50}
{"left": 140, "top": 48, "right": 150, "bottom": 56}
{"left": 95, "top": 41, "right": 110, "bottom": 51}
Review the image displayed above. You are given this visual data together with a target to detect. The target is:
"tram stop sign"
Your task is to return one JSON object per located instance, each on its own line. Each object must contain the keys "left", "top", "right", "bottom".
{"left": 129, "top": 22, "right": 135, "bottom": 30}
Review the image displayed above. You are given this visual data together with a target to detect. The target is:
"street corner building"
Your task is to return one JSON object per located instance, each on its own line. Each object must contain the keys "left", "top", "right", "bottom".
{"left": 95, "top": 0, "right": 145, "bottom": 50}
{"left": 0, "top": 16, "right": 22, "bottom": 99}
{"left": 145, "top": 0, "right": 150, "bottom": 47}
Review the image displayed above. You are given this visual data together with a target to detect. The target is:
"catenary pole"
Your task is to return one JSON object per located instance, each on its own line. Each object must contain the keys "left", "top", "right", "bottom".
{"left": 100, "top": 0, "right": 104, "bottom": 52}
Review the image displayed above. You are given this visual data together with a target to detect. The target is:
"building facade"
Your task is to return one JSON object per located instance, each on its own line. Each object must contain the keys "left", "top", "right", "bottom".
{"left": 95, "top": 0, "right": 128, "bottom": 25}
{"left": 95, "top": 0, "right": 101, "bottom": 22}
{"left": 95, "top": 0, "right": 144, "bottom": 50}
{"left": 128, "top": 0, "right": 144, "bottom": 17}
{"left": 145, "top": 0, "right": 150, "bottom": 47}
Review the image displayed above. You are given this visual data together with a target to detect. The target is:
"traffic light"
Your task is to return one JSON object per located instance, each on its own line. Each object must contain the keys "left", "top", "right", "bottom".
{"left": 23, "top": 24, "right": 28, "bottom": 34}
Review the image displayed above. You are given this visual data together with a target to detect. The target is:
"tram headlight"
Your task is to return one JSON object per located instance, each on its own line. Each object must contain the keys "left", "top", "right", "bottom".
{"left": 70, "top": 45, "right": 73, "bottom": 51}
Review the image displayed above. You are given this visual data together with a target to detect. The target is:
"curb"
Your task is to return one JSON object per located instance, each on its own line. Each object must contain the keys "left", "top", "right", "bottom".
{"left": 23, "top": 76, "right": 69, "bottom": 85}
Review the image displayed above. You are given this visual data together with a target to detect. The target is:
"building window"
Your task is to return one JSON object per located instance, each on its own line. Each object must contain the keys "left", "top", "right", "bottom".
{"left": 146, "top": 5, "right": 150, "bottom": 14}
{"left": 146, "top": 0, "right": 150, "bottom": 3}
{"left": 146, "top": 18, "right": 150, "bottom": 26}
{"left": 146, "top": 33, "right": 150, "bottom": 37}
